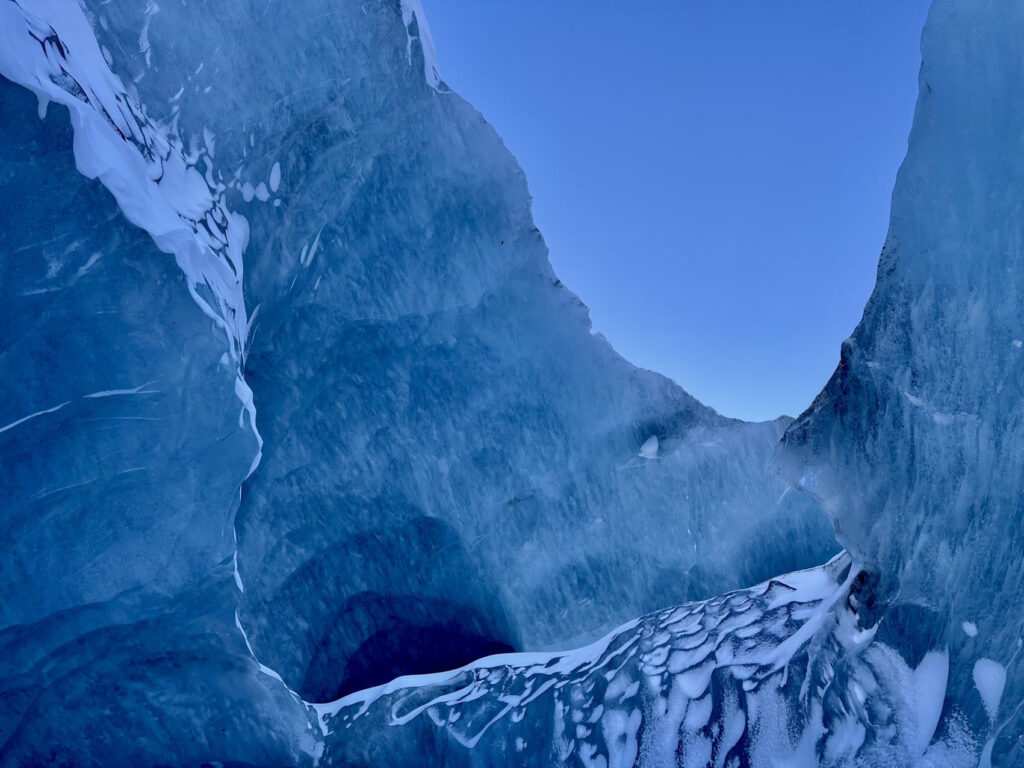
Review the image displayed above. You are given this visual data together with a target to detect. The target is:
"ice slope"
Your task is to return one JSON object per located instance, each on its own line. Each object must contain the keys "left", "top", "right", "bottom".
{"left": 775, "top": 0, "right": 1024, "bottom": 762}
{"left": 320, "top": 555, "right": 975, "bottom": 767}
{"left": 0, "top": 0, "right": 834, "bottom": 763}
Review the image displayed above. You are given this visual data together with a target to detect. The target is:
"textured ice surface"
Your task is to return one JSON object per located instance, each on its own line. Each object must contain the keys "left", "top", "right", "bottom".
{"left": 1, "top": 0, "right": 831, "bottom": 705}
{"left": 0, "top": 75, "right": 316, "bottom": 767}
{"left": 3, "top": 0, "right": 1022, "bottom": 763}
{"left": 320, "top": 555, "right": 975, "bottom": 767}
{"left": 0, "top": 0, "right": 834, "bottom": 763}
{"left": 775, "top": 0, "right": 1024, "bottom": 762}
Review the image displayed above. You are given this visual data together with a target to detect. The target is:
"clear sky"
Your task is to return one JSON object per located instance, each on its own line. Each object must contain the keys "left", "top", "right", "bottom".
{"left": 423, "top": 1, "right": 931, "bottom": 421}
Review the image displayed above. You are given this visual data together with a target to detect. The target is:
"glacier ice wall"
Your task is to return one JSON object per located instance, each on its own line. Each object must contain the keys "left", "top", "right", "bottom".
{"left": 0, "top": 75, "right": 317, "bottom": 766}
{"left": 776, "top": 0, "right": 1024, "bottom": 761}
{"left": 13, "top": 0, "right": 1022, "bottom": 763}
{"left": 4, "top": 0, "right": 1021, "bottom": 763}
{"left": 231, "top": 43, "right": 835, "bottom": 700}
{"left": 0, "top": 0, "right": 836, "bottom": 762}
{"left": 223, "top": 1, "right": 835, "bottom": 700}
{"left": 31, "top": 0, "right": 833, "bottom": 703}
{"left": 301, "top": 0, "right": 1024, "bottom": 764}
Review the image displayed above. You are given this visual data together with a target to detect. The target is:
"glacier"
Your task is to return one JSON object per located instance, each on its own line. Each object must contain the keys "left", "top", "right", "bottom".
{"left": 0, "top": 0, "right": 1022, "bottom": 765}
{"left": 320, "top": 554, "right": 974, "bottom": 767}
{"left": 775, "top": 0, "right": 1024, "bottom": 760}
{"left": 0, "top": 0, "right": 831, "bottom": 764}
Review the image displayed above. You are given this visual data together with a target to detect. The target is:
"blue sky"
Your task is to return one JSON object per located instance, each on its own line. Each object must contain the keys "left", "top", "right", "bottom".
{"left": 424, "top": 1, "right": 931, "bottom": 421}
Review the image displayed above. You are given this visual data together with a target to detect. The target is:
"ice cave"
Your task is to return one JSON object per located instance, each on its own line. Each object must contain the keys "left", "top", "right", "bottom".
{"left": 0, "top": 0, "right": 1022, "bottom": 765}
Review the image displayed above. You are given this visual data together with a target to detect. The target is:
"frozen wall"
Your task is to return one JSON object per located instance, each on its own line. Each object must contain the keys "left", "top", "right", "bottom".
{"left": 0, "top": 75, "right": 316, "bottom": 766}
{"left": 8, "top": 0, "right": 1023, "bottom": 763}
{"left": 311, "top": 0, "right": 1024, "bottom": 763}
{"left": 52, "top": 0, "right": 832, "bottom": 702}
{"left": 776, "top": 0, "right": 1024, "bottom": 762}
{"left": 0, "top": 0, "right": 834, "bottom": 762}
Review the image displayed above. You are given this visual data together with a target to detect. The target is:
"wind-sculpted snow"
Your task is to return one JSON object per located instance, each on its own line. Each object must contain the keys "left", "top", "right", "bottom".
{"left": 776, "top": 0, "right": 1024, "bottom": 762}
{"left": 321, "top": 555, "right": 975, "bottom": 767}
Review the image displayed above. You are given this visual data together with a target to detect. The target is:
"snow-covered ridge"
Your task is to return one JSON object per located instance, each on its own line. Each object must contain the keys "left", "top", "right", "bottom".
{"left": 321, "top": 553, "right": 971, "bottom": 765}
{"left": 0, "top": 0, "right": 261, "bottom": 463}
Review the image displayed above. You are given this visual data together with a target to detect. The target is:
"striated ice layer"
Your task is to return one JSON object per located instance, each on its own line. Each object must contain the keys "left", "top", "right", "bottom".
{"left": 775, "top": 0, "right": 1024, "bottom": 762}
{"left": 320, "top": 555, "right": 975, "bottom": 767}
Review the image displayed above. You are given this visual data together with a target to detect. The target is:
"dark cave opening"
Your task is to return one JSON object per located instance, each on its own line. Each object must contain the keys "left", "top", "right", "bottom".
{"left": 301, "top": 592, "right": 516, "bottom": 702}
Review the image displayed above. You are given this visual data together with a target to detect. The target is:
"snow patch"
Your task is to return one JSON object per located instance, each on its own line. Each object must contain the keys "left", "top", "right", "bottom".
{"left": 910, "top": 651, "right": 948, "bottom": 753}
{"left": 0, "top": 0, "right": 253, "bottom": 377}
{"left": 0, "top": 401, "right": 70, "bottom": 436}
{"left": 83, "top": 381, "right": 159, "bottom": 399}
{"left": 400, "top": 0, "right": 441, "bottom": 89}
{"left": 639, "top": 435, "right": 659, "bottom": 459}
{"left": 973, "top": 658, "right": 1006, "bottom": 721}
